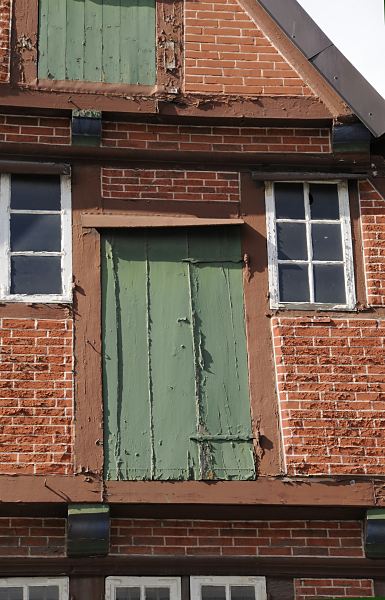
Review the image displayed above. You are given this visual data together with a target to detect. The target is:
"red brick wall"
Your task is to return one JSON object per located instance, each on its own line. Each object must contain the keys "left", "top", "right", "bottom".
{"left": 0, "top": 318, "right": 73, "bottom": 475}
{"left": 272, "top": 317, "right": 385, "bottom": 476}
{"left": 360, "top": 180, "right": 385, "bottom": 306}
{"left": 295, "top": 579, "right": 374, "bottom": 600}
{"left": 0, "top": 115, "right": 71, "bottom": 144}
{"left": 110, "top": 519, "right": 363, "bottom": 557}
{"left": 184, "top": 0, "right": 314, "bottom": 95}
{"left": 102, "top": 123, "right": 330, "bottom": 153}
{"left": 0, "top": 518, "right": 65, "bottom": 557}
{"left": 0, "top": 1, "right": 11, "bottom": 83}
{"left": 102, "top": 169, "right": 240, "bottom": 201}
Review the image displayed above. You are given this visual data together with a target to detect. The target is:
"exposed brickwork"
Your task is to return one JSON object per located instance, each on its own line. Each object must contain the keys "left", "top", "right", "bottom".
{"left": 0, "top": 318, "right": 73, "bottom": 475}
{"left": 184, "top": 0, "right": 315, "bottom": 95}
{"left": 102, "top": 123, "right": 330, "bottom": 152}
{"left": 0, "top": 1, "right": 11, "bottom": 83}
{"left": 295, "top": 578, "right": 374, "bottom": 600}
{"left": 110, "top": 519, "right": 363, "bottom": 557}
{"left": 360, "top": 180, "right": 385, "bottom": 306}
{"left": 0, "top": 518, "right": 65, "bottom": 557}
{"left": 102, "top": 169, "right": 240, "bottom": 201}
{"left": 272, "top": 317, "right": 385, "bottom": 476}
{"left": 0, "top": 115, "right": 71, "bottom": 145}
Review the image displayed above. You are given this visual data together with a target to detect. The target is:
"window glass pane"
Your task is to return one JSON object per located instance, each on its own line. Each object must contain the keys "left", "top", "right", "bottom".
{"left": 309, "top": 183, "right": 339, "bottom": 220}
{"left": 277, "top": 222, "right": 307, "bottom": 260}
{"left": 279, "top": 264, "right": 310, "bottom": 302}
{"left": 145, "top": 589, "right": 170, "bottom": 600}
{"left": 311, "top": 223, "right": 343, "bottom": 261}
{"left": 11, "top": 256, "right": 62, "bottom": 295}
{"left": 201, "top": 587, "right": 226, "bottom": 600}
{"left": 11, "top": 175, "right": 61, "bottom": 210}
{"left": 116, "top": 588, "right": 141, "bottom": 600}
{"left": 10, "top": 214, "right": 61, "bottom": 252}
{"left": 314, "top": 264, "right": 346, "bottom": 303}
{"left": 274, "top": 183, "right": 305, "bottom": 219}
{"left": 0, "top": 589, "right": 23, "bottom": 600}
{"left": 29, "top": 586, "right": 59, "bottom": 600}
{"left": 230, "top": 587, "right": 255, "bottom": 600}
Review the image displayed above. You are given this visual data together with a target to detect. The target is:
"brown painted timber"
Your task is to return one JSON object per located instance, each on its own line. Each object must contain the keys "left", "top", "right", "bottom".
{"left": 0, "top": 476, "right": 378, "bottom": 506}
{"left": 2, "top": 557, "right": 385, "bottom": 577}
{"left": 0, "top": 144, "right": 370, "bottom": 172}
{"left": 80, "top": 215, "right": 244, "bottom": 228}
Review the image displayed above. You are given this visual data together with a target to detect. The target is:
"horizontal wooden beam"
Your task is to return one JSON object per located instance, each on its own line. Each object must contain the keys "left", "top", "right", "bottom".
{"left": 0, "top": 476, "right": 378, "bottom": 507}
{"left": 0, "top": 160, "right": 70, "bottom": 174}
{"left": 0, "top": 143, "right": 370, "bottom": 171}
{"left": 252, "top": 171, "right": 368, "bottom": 181}
{"left": 1, "top": 556, "right": 385, "bottom": 578}
{"left": 0, "top": 88, "right": 333, "bottom": 121}
{"left": 81, "top": 215, "right": 244, "bottom": 228}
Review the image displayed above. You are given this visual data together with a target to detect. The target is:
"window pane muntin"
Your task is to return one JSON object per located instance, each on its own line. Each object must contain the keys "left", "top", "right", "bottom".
{"left": 269, "top": 180, "right": 352, "bottom": 307}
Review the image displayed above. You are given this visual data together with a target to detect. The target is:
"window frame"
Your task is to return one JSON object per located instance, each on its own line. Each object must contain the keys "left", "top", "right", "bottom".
{"left": 105, "top": 576, "right": 182, "bottom": 600}
{"left": 0, "top": 577, "right": 69, "bottom": 599}
{"left": 0, "top": 173, "right": 72, "bottom": 303}
{"left": 190, "top": 576, "right": 267, "bottom": 600}
{"left": 265, "top": 179, "right": 356, "bottom": 310}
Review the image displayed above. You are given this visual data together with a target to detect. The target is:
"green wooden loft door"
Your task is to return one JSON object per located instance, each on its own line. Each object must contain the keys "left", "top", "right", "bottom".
{"left": 102, "top": 227, "right": 256, "bottom": 481}
{"left": 38, "top": 0, "right": 156, "bottom": 85}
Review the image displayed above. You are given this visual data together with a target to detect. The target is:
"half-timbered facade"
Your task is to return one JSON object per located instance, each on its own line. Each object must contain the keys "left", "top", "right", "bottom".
{"left": 1, "top": 0, "right": 385, "bottom": 598}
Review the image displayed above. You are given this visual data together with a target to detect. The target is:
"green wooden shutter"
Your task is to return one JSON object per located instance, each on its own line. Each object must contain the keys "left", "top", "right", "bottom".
{"left": 38, "top": 0, "right": 156, "bottom": 85}
{"left": 102, "top": 228, "right": 256, "bottom": 481}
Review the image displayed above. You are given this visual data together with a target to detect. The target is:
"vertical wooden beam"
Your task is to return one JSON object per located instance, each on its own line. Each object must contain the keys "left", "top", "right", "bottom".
{"left": 240, "top": 173, "right": 283, "bottom": 476}
{"left": 156, "top": 0, "right": 184, "bottom": 92}
{"left": 266, "top": 578, "right": 295, "bottom": 600}
{"left": 69, "top": 576, "right": 105, "bottom": 600}
{"left": 72, "top": 164, "right": 104, "bottom": 483}
{"left": 349, "top": 180, "right": 367, "bottom": 307}
{"left": 12, "top": 0, "right": 39, "bottom": 85}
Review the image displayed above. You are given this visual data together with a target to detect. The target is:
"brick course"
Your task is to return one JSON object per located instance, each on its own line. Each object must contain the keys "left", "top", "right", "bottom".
{"left": 0, "top": 518, "right": 65, "bottom": 557}
{"left": 0, "top": 1, "right": 11, "bottom": 83}
{"left": 102, "top": 123, "right": 330, "bottom": 153}
{"left": 360, "top": 180, "right": 385, "bottom": 306}
{"left": 295, "top": 579, "right": 374, "bottom": 600}
{"left": 110, "top": 519, "right": 363, "bottom": 557}
{"left": 272, "top": 317, "right": 385, "bottom": 476}
{"left": 102, "top": 169, "right": 240, "bottom": 201}
{"left": 0, "top": 115, "right": 71, "bottom": 145}
{"left": 184, "top": 0, "right": 315, "bottom": 95}
{"left": 0, "top": 318, "right": 73, "bottom": 475}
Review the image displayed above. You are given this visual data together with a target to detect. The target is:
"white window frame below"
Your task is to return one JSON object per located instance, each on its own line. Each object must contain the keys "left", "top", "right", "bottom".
{"left": 265, "top": 180, "right": 356, "bottom": 310}
{"left": 190, "top": 576, "right": 267, "bottom": 600}
{"left": 0, "top": 577, "right": 69, "bottom": 599}
{"left": 105, "top": 577, "right": 181, "bottom": 600}
{"left": 0, "top": 173, "right": 72, "bottom": 303}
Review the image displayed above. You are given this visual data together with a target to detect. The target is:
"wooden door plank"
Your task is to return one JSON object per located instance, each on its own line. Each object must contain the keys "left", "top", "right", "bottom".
{"left": 147, "top": 230, "right": 198, "bottom": 480}
{"left": 47, "top": 0, "right": 67, "bottom": 80}
{"left": 188, "top": 228, "right": 255, "bottom": 480}
{"left": 102, "top": 0, "right": 122, "bottom": 83}
{"left": 136, "top": 0, "right": 156, "bottom": 84}
{"left": 37, "top": 0, "right": 49, "bottom": 78}
{"left": 66, "top": 0, "right": 85, "bottom": 80}
{"left": 102, "top": 232, "right": 152, "bottom": 480}
{"left": 120, "top": 0, "right": 139, "bottom": 84}
{"left": 84, "top": 0, "right": 103, "bottom": 82}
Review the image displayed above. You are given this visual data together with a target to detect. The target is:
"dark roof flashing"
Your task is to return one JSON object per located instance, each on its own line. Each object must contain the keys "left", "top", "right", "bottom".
{"left": 257, "top": 0, "right": 385, "bottom": 138}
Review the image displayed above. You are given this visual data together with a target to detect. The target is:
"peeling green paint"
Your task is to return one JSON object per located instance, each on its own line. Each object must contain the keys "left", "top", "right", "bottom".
{"left": 38, "top": 0, "right": 156, "bottom": 85}
{"left": 102, "top": 228, "right": 256, "bottom": 481}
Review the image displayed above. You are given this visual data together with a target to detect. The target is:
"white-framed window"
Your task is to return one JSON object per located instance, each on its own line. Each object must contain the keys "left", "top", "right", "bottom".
{"left": 190, "top": 577, "right": 266, "bottom": 600}
{"left": 0, "top": 173, "right": 72, "bottom": 302}
{"left": 105, "top": 577, "right": 181, "bottom": 600}
{"left": 0, "top": 577, "right": 69, "bottom": 600}
{"left": 265, "top": 180, "right": 355, "bottom": 310}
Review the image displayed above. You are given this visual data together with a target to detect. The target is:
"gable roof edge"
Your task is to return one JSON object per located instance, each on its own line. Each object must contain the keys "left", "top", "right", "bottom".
{"left": 257, "top": 0, "right": 385, "bottom": 137}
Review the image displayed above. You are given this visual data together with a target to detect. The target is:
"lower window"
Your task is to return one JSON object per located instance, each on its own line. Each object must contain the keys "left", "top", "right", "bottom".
{"left": 105, "top": 577, "right": 181, "bottom": 600}
{"left": 0, "top": 578, "right": 68, "bottom": 600}
{"left": 190, "top": 577, "right": 267, "bottom": 600}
